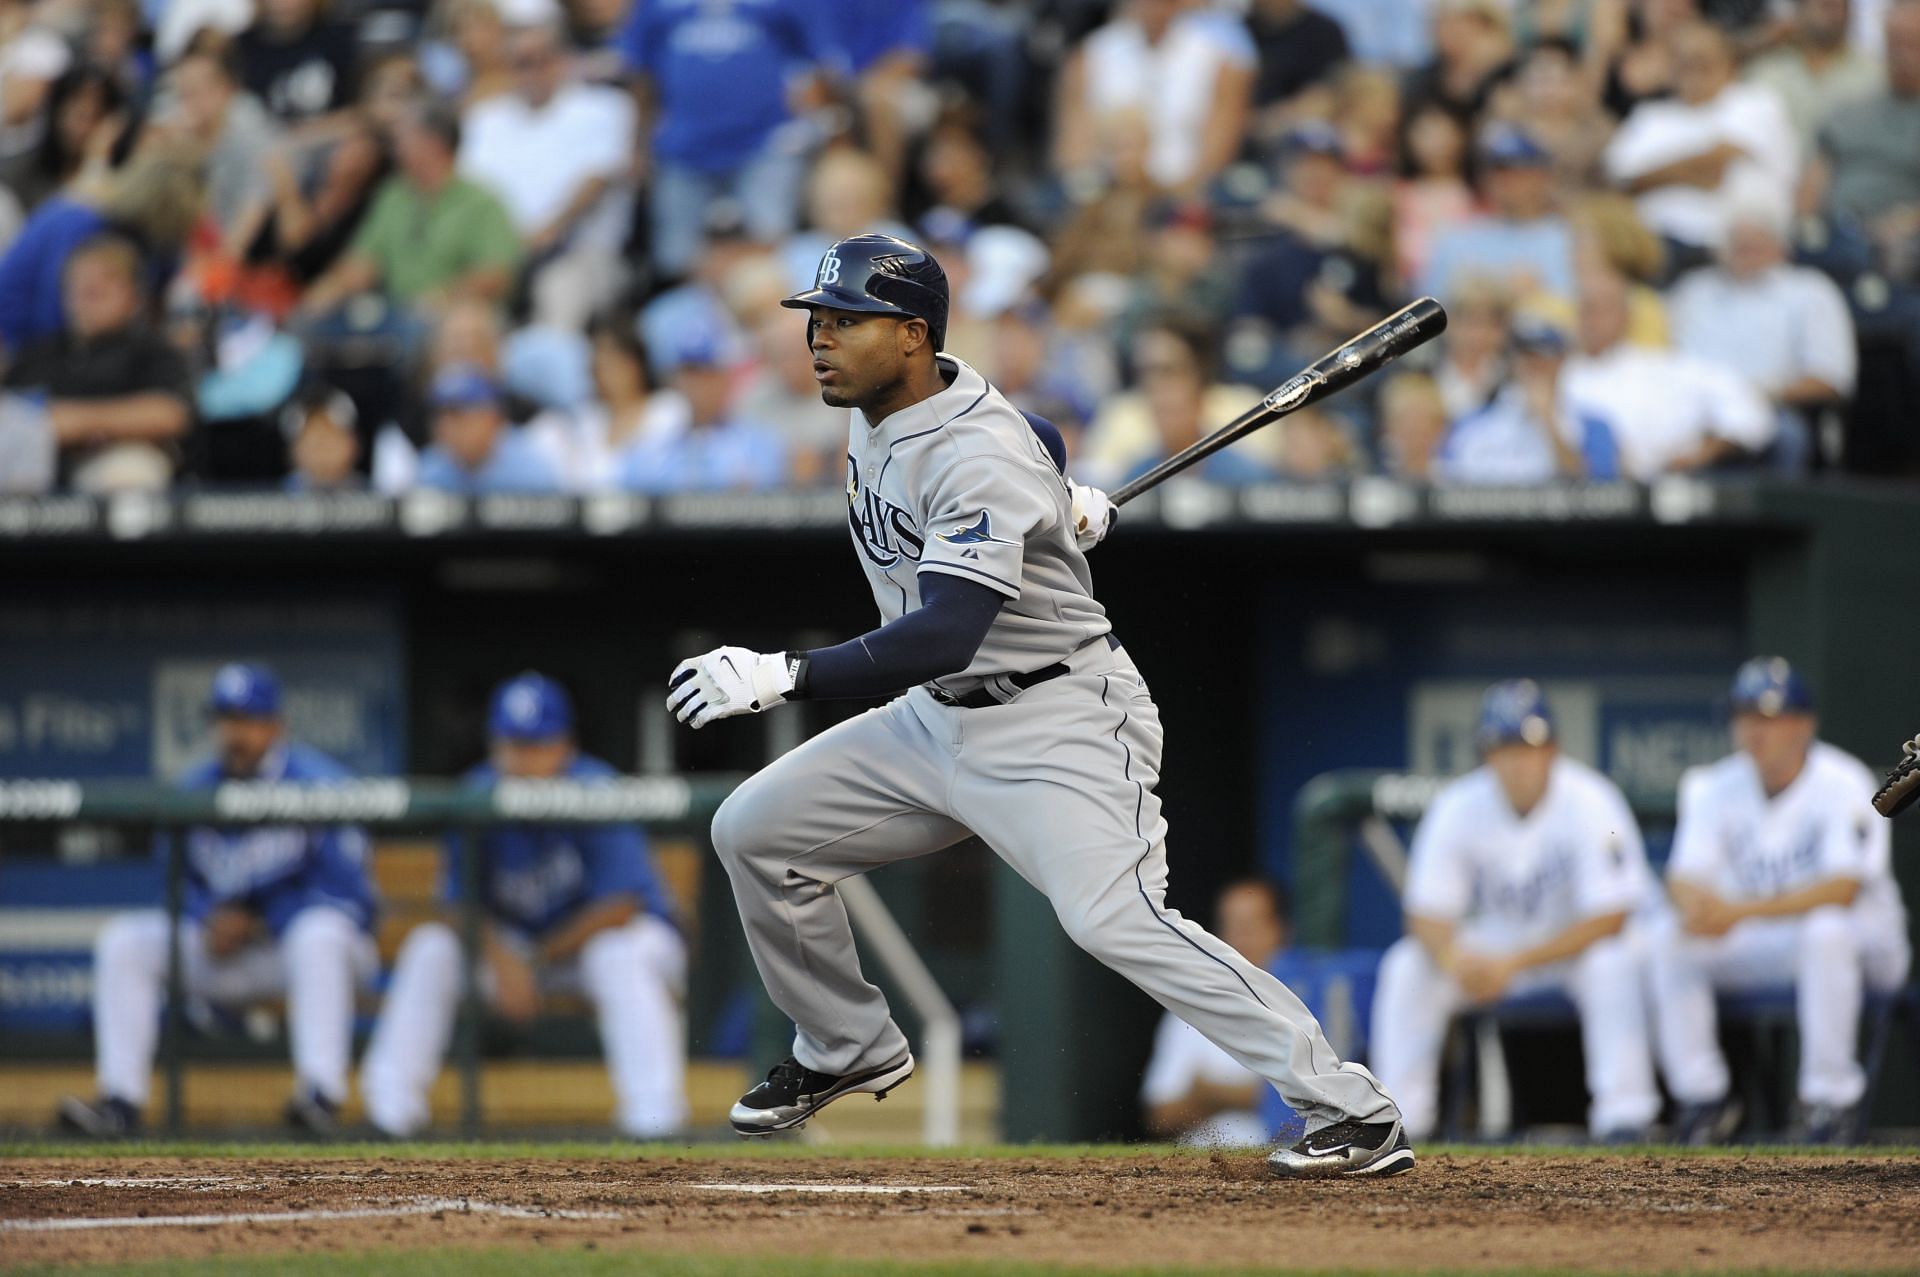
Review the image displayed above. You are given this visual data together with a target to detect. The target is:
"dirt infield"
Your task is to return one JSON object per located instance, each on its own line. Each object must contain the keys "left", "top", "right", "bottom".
{"left": 5, "top": 1149, "right": 1919, "bottom": 1273}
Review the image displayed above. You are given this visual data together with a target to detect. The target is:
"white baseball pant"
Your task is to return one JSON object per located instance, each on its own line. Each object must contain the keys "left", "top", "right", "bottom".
{"left": 1648, "top": 907, "right": 1911, "bottom": 1108}
{"left": 359, "top": 915, "right": 688, "bottom": 1138}
{"left": 90, "top": 905, "right": 377, "bottom": 1108}
{"left": 1370, "top": 931, "right": 1661, "bottom": 1139}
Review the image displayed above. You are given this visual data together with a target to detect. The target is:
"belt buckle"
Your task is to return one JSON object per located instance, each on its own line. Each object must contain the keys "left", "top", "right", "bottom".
{"left": 926, "top": 684, "right": 960, "bottom": 706}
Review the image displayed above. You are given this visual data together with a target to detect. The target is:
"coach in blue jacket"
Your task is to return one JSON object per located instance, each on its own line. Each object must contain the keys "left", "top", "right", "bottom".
{"left": 360, "top": 672, "right": 687, "bottom": 1138}
{"left": 59, "top": 663, "right": 379, "bottom": 1137}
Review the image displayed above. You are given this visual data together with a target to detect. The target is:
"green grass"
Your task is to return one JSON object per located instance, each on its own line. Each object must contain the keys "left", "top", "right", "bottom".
{"left": 3, "top": 1138, "right": 1913, "bottom": 1161}
{"left": 5, "top": 1253, "right": 1902, "bottom": 1277}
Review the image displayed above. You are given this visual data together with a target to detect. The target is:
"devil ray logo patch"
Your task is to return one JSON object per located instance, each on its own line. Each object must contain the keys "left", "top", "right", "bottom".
{"left": 934, "top": 511, "right": 1014, "bottom": 546}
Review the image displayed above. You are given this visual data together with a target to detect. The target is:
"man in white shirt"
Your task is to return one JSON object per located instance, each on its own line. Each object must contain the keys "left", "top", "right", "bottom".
{"left": 1649, "top": 658, "right": 1911, "bottom": 1144}
{"left": 1371, "top": 680, "right": 1661, "bottom": 1142}
{"left": 1605, "top": 22, "right": 1798, "bottom": 252}
{"left": 1558, "top": 264, "right": 1776, "bottom": 478}
{"left": 1669, "top": 198, "right": 1856, "bottom": 468}
{"left": 1140, "top": 879, "right": 1290, "bottom": 1145}
{"left": 460, "top": 21, "right": 635, "bottom": 329}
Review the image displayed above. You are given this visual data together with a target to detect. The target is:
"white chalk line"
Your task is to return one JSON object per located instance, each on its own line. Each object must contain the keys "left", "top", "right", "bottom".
{"left": 690, "top": 1183, "right": 968, "bottom": 1195}
{"left": 1, "top": 1197, "right": 623, "bottom": 1233}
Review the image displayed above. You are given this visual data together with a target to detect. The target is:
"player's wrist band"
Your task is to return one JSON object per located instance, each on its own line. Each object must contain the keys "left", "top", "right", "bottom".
{"left": 785, "top": 652, "right": 811, "bottom": 700}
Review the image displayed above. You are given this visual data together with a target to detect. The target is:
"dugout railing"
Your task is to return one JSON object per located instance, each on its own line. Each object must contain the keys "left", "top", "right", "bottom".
{"left": 0, "top": 776, "right": 967, "bottom": 1144}
{"left": 1292, "top": 769, "right": 1913, "bottom": 1139}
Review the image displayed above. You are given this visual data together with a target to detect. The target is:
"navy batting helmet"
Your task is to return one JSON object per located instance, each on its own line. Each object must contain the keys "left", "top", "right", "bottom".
{"left": 782, "top": 234, "right": 949, "bottom": 350}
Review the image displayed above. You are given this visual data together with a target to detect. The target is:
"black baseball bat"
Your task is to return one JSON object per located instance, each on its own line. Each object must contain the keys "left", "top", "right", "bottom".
{"left": 1108, "top": 297, "right": 1449, "bottom": 507}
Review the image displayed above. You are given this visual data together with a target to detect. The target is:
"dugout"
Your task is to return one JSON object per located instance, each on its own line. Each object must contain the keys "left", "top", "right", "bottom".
{"left": 1, "top": 477, "right": 1916, "bottom": 1141}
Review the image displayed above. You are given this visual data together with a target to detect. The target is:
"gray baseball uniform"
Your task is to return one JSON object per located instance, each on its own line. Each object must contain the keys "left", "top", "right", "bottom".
{"left": 711, "top": 354, "right": 1399, "bottom": 1133}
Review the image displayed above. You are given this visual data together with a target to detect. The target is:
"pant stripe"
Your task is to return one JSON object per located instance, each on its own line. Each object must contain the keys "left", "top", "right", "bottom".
{"left": 1100, "top": 676, "right": 1270, "bottom": 1010}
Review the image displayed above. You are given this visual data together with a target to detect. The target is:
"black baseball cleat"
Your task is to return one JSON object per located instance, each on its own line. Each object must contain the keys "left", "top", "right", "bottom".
{"left": 1672, "top": 1096, "right": 1743, "bottom": 1146}
{"left": 56, "top": 1094, "right": 141, "bottom": 1139}
{"left": 1266, "top": 1118, "right": 1415, "bottom": 1179}
{"left": 729, "top": 1053, "right": 915, "bottom": 1136}
{"left": 284, "top": 1085, "right": 343, "bottom": 1137}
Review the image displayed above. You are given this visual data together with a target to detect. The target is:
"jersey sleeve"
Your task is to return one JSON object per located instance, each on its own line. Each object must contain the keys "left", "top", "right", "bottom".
{"left": 581, "top": 822, "right": 659, "bottom": 905}
{"left": 1402, "top": 791, "right": 1473, "bottom": 921}
{"left": 1814, "top": 770, "right": 1883, "bottom": 882}
{"left": 1574, "top": 784, "right": 1648, "bottom": 919}
{"left": 1665, "top": 768, "right": 1721, "bottom": 884}
{"left": 1138, "top": 1011, "right": 1201, "bottom": 1105}
{"left": 916, "top": 455, "right": 1056, "bottom": 599}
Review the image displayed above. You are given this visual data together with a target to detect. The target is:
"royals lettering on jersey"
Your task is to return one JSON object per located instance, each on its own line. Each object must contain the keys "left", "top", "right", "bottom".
{"left": 1404, "top": 756, "right": 1652, "bottom": 954}
{"left": 840, "top": 354, "right": 1111, "bottom": 690}
{"left": 1669, "top": 742, "right": 1906, "bottom": 927}
{"left": 171, "top": 741, "right": 378, "bottom": 937}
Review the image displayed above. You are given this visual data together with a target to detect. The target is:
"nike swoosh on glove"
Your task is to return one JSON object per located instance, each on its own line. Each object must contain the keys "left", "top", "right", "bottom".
{"left": 667, "top": 646, "right": 796, "bottom": 730}
{"left": 1069, "top": 482, "right": 1117, "bottom": 552}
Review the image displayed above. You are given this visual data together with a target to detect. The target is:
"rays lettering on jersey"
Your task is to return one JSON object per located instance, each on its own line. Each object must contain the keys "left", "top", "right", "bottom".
{"left": 189, "top": 828, "right": 308, "bottom": 897}
{"left": 846, "top": 456, "right": 925, "bottom": 568}
{"left": 1471, "top": 848, "right": 1575, "bottom": 918}
{"left": 1728, "top": 823, "right": 1822, "bottom": 896}
{"left": 495, "top": 843, "right": 587, "bottom": 920}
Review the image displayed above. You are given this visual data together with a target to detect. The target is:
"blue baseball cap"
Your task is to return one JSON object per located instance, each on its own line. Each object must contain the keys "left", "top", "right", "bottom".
{"left": 488, "top": 672, "right": 574, "bottom": 742}
{"left": 429, "top": 363, "right": 503, "bottom": 411}
{"left": 1479, "top": 124, "right": 1553, "bottom": 169}
{"left": 1510, "top": 311, "right": 1570, "bottom": 355}
{"left": 1282, "top": 121, "right": 1344, "bottom": 158}
{"left": 1730, "top": 656, "right": 1814, "bottom": 717}
{"left": 1476, "top": 679, "right": 1555, "bottom": 752}
{"left": 209, "top": 663, "right": 281, "bottom": 718}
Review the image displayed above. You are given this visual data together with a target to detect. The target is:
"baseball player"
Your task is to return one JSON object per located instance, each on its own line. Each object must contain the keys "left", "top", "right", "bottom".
{"left": 1369, "top": 680, "right": 1661, "bottom": 1142}
{"left": 359, "top": 673, "right": 687, "bottom": 1138}
{"left": 665, "top": 234, "right": 1412, "bottom": 1177}
{"left": 57, "top": 664, "right": 379, "bottom": 1137}
{"left": 1648, "top": 658, "right": 1911, "bottom": 1144}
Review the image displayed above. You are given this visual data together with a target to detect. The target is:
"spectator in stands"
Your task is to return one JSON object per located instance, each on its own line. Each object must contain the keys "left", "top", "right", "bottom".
{"left": 1497, "top": 37, "right": 1614, "bottom": 193}
{"left": 281, "top": 381, "right": 361, "bottom": 490}
{"left": 1559, "top": 263, "right": 1775, "bottom": 477}
{"left": 1391, "top": 103, "right": 1475, "bottom": 295}
{"left": 1371, "top": 680, "right": 1661, "bottom": 1143}
{"left": 459, "top": 19, "right": 634, "bottom": 330}
{"left": 1748, "top": 0, "right": 1885, "bottom": 150}
{"left": 234, "top": 0, "right": 360, "bottom": 129}
{"left": 1120, "top": 200, "right": 1234, "bottom": 349}
{"left": 297, "top": 103, "right": 521, "bottom": 320}
{"left": 619, "top": 0, "right": 827, "bottom": 278}
{"left": 1140, "top": 879, "right": 1291, "bottom": 1145}
{"left": 821, "top": 0, "right": 933, "bottom": 183}
{"left": 1430, "top": 281, "right": 1510, "bottom": 420}
{"left": 1, "top": 62, "right": 125, "bottom": 213}
{"left": 1569, "top": 194, "right": 1673, "bottom": 346}
{"left": 427, "top": 0, "right": 515, "bottom": 108}
{"left": 3, "top": 234, "right": 194, "bottom": 492}
{"left": 736, "top": 305, "right": 845, "bottom": 487}
{"left": 1422, "top": 125, "right": 1575, "bottom": 303}
{"left": 0, "top": 146, "right": 203, "bottom": 358}
{"left": 166, "top": 49, "right": 281, "bottom": 259}
{"left": 616, "top": 324, "right": 785, "bottom": 492}
{"left": 1438, "top": 309, "right": 1605, "bottom": 482}
{"left": 1377, "top": 370, "right": 1449, "bottom": 480}
{"left": 1080, "top": 313, "right": 1275, "bottom": 488}
{"left": 1244, "top": 0, "right": 1351, "bottom": 150}
{"left": 529, "top": 316, "right": 688, "bottom": 492}
{"left": 1404, "top": 0, "right": 1519, "bottom": 121}
{"left": 0, "top": 0, "right": 71, "bottom": 176}
{"left": 414, "top": 363, "right": 563, "bottom": 493}
{"left": 361, "top": 672, "right": 688, "bottom": 1138}
{"left": 1813, "top": 0, "right": 1920, "bottom": 271}
{"left": 1597, "top": 0, "right": 1694, "bottom": 118}
{"left": 154, "top": 0, "right": 253, "bottom": 66}
{"left": 780, "top": 146, "right": 914, "bottom": 291}
{"left": 1053, "top": 0, "right": 1256, "bottom": 197}
{"left": 1669, "top": 197, "right": 1856, "bottom": 467}
{"left": 1604, "top": 21, "right": 1798, "bottom": 259}
{"left": 57, "top": 663, "right": 379, "bottom": 1138}
{"left": 1648, "top": 658, "right": 1911, "bottom": 1144}
{"left": 1313, "top": 0, "right": 1431, "bottom": 68}
{"left": 915, "top": 119, "right": 1027, "bottom": 234}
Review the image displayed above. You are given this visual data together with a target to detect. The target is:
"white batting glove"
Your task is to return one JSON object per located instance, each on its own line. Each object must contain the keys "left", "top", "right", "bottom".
{"left": 1069, "top": 482, "right": 1117, "bottom": 551}
{"left": 666, "top": 646, "right": 796, "bottom": 729}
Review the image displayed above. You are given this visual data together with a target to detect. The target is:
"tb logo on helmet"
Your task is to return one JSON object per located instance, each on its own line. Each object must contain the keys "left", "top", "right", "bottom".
{"left": 817, "top": 249, "right": 842, "bottom": 287}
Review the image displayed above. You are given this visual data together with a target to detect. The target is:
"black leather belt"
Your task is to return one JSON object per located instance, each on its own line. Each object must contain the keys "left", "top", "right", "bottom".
{"left": 930, "top": 634, "right": 1120, "bottom": 709}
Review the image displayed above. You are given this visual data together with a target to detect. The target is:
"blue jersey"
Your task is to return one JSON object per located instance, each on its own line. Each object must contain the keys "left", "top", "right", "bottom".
{"left": 415, "top": 428, "right": 564, "bottom": 495}
{"left": 443, "top": 754, "right": 677, "bottom": 939}
{"left": 171, "top": 742, "right": 379, "bottom": 937}
{"left": 820, "top": 0, "right": 931, "bottom": 76}
{"left": 617, "top": 0, "right": 826, "bottom": 172}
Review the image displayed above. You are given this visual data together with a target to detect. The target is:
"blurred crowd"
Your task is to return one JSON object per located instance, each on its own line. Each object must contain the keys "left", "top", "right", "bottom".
{"left": 0, "top": 0, "right": 1915, "bottom": 496}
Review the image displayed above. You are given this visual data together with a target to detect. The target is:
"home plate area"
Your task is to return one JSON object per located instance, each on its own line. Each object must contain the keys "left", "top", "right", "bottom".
{"left": 3, "top": 1152, "right": 1919, "bottom": 1272}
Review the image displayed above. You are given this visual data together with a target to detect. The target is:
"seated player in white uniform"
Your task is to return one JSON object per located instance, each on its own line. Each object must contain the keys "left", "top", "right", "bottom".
{"left": 1649, "top": 657, "right": 1911, "bottom": 1145}
{"left": 359, "top": 673, "right": 688, "bottom": 1138}
{"left": 58, "top": 663, "right": 380, "bottom": 1137}
{"left": 1140, "top": 880, "right": 1290, "bottom": 1146}
{"left": 1371, "top": 680, "right": 1661, "bottom": 1142}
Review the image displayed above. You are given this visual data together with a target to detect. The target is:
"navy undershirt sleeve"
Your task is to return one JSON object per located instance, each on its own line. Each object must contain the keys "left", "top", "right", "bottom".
{"left": 792, "top": 572, "right": 1004, "bottom": 700}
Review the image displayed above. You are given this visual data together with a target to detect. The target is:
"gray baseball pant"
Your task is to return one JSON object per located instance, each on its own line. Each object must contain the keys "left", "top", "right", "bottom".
{"left": 710, "top": 647, "right": 1400, "bottom": 1133}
